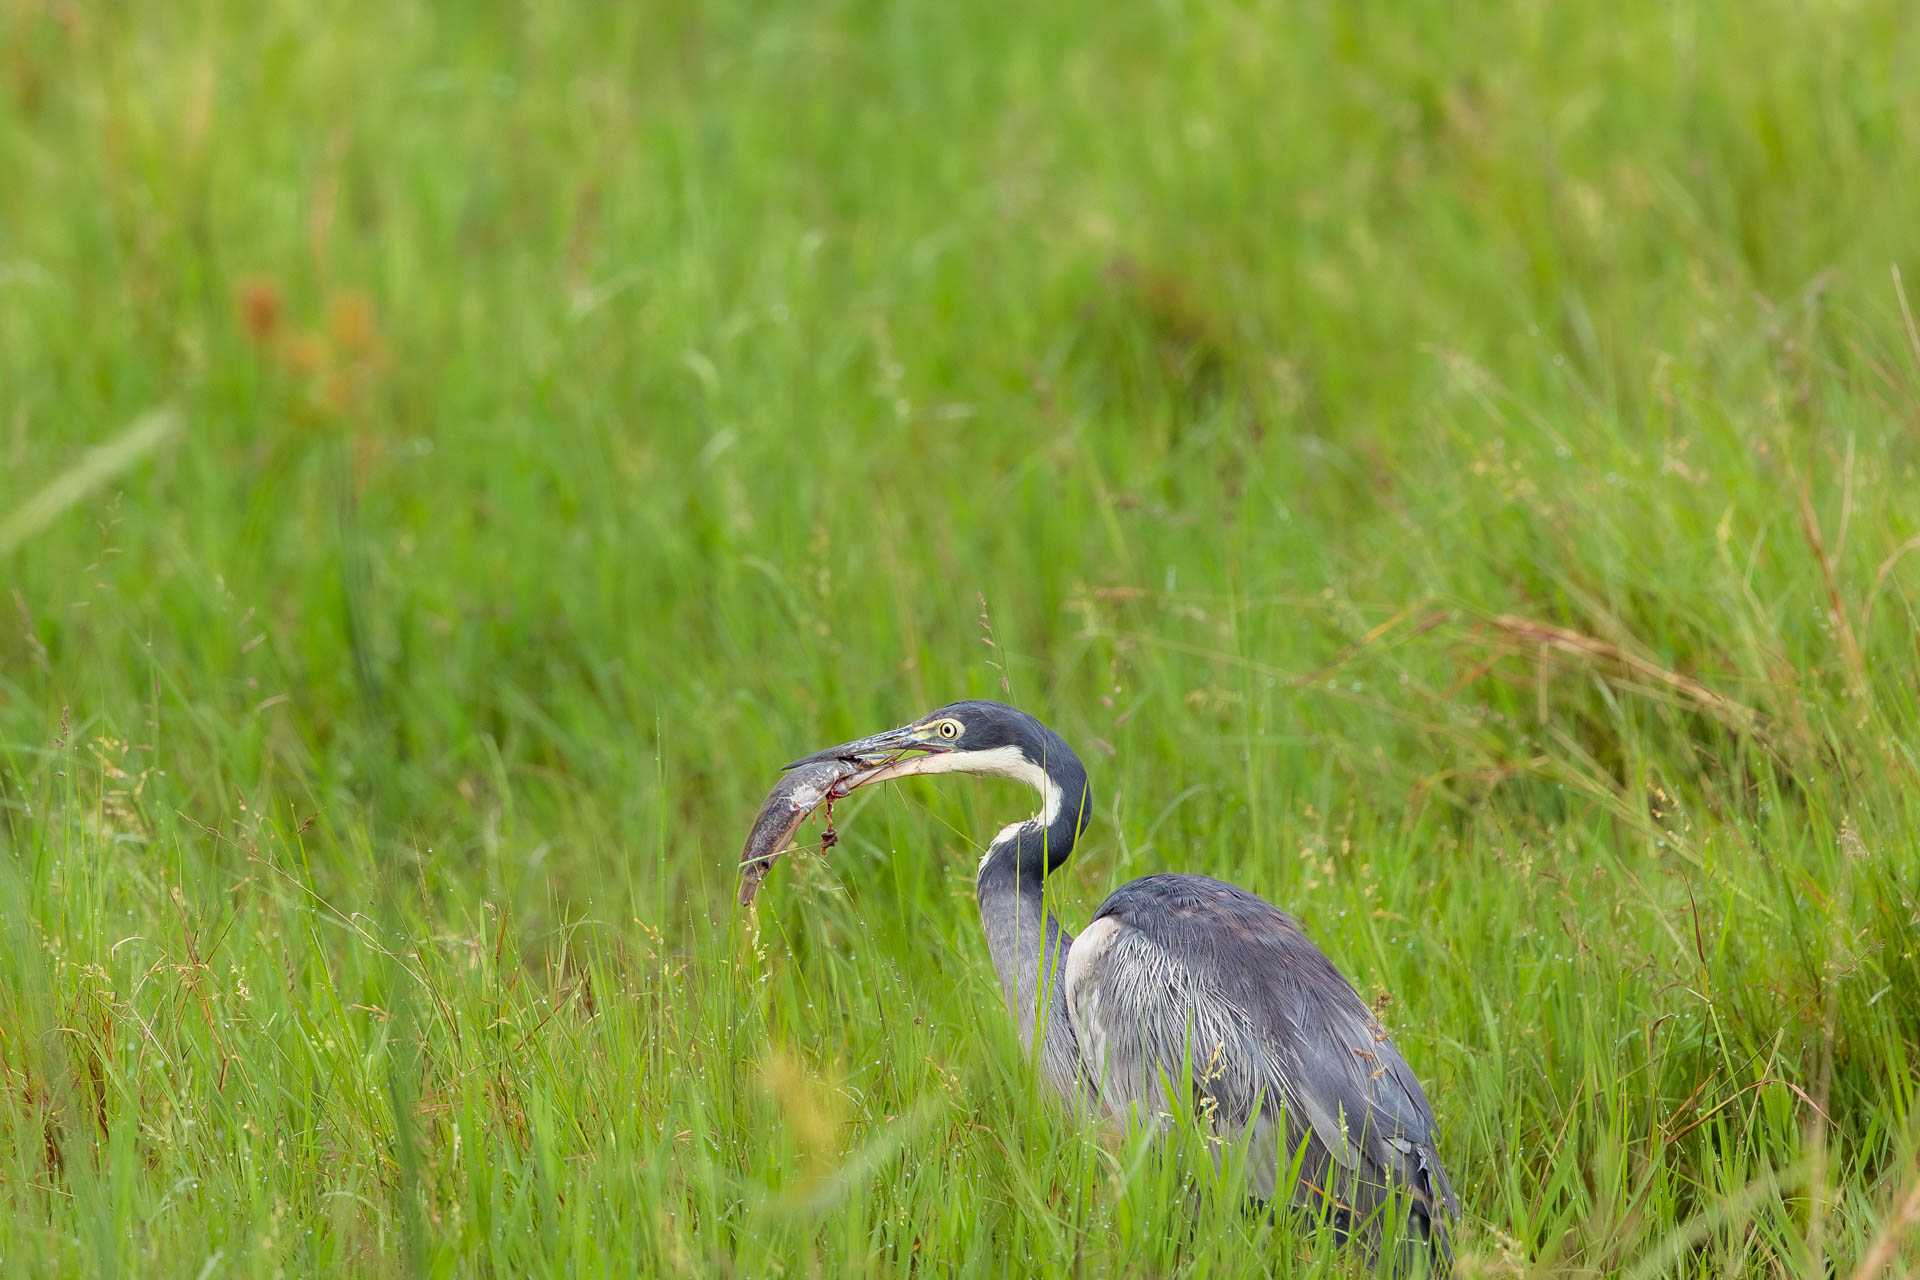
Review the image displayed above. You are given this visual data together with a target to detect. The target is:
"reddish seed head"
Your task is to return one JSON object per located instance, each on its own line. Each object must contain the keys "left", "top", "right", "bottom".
{"left": 237, "top": 276, "right": 281, "bottom": 343}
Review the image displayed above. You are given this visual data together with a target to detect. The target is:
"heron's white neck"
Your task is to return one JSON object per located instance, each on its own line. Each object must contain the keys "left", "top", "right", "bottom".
{"left": 905, "top": 745, "right": 1063, "bottom": 820}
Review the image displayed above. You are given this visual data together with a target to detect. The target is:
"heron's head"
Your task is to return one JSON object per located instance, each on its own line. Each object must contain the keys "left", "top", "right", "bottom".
{"left": 786, "top": 700, "right": 1092, "bottom": 857}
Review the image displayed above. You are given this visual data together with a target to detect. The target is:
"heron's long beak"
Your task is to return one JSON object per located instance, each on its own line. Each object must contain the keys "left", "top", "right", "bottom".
{"left": 782, "top": 722, "right": 954, "bottom": 773}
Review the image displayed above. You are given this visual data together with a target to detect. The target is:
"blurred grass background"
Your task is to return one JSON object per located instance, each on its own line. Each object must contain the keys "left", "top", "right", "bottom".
{"left": 3, "top": 0, "right": 1919, "bottom": 1274}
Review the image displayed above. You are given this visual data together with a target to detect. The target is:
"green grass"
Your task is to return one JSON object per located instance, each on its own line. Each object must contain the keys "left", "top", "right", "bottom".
{"left": 4, "top": 0, "right": 1920, "bottom": 1274}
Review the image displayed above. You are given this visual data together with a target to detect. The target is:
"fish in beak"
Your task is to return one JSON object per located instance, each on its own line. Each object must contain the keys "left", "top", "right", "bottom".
{"left": 736, "top": 720, "right": 958, "bottom": 906}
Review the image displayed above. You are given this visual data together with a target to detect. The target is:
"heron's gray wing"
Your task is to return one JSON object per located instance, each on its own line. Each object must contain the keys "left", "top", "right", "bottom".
{"left": 1062, "top": 873, "right": 1457, "bottom": 1231}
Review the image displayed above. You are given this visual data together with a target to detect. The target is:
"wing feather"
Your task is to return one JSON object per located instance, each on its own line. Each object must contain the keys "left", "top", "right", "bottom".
{"left": 1063, "top": 873, "right": 1458, "bottom": 1242}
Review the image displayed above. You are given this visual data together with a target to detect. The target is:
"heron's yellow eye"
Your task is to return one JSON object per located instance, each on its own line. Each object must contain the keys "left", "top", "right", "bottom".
{"left": 937, "top": 720, "right": 961, "bottom": 739}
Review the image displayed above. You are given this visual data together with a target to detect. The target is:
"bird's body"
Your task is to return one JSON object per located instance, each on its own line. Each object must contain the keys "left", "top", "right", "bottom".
{"left": 758, "top": 700, "right": 1458, "bottom": 1268}
{"left": 990, "top": 865, "right": 1456, "bottom": 1256}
